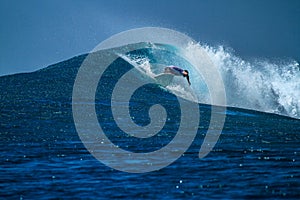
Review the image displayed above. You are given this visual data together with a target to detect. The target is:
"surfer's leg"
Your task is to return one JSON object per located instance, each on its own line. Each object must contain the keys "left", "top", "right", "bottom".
{"left": 164, "top": 67, "right": 172, "bottom": 73}
{"left": 164, "top": 67, "right": 181, "bottom": 76}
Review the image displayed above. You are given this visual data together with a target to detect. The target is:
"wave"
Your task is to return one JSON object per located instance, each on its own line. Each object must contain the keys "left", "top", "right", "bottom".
{"left": 120, "top": 42, "right": 300, "bottom": 119}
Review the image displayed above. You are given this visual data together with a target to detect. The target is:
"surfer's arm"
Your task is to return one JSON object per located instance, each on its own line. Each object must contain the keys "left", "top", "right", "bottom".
{"left": 186, "top": 76, "right": 191, "bottom": 85}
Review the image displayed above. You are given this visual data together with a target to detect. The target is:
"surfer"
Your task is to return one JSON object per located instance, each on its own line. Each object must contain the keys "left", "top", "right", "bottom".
{"left": 164, "top": 66, "right": 191, "bottom": 85}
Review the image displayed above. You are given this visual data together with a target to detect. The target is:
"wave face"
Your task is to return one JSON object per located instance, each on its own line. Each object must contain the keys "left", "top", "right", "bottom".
{"left": 120, "top": 42, "right": 300, "bottom": 119}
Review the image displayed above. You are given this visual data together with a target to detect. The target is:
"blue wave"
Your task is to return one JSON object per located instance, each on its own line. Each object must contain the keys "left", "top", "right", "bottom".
{"left": 120, "top": 42, "right": 300, "bottom": 119}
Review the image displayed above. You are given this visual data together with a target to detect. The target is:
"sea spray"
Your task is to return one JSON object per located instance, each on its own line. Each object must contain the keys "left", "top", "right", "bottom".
{"left": 201, "top": 43, "right": 300, "bottom": 118}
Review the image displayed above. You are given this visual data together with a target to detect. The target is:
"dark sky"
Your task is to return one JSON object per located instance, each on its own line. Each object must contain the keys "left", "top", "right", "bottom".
{"left": 1, "top": 0, "right": 299, "bottom": 76}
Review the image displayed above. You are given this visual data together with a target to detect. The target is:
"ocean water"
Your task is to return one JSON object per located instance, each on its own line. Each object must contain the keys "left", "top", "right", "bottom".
{"left": 0, "top": 42, "right": 300, "bottom": 199}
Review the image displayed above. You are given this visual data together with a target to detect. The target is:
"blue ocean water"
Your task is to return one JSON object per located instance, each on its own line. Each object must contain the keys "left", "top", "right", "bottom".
{"left": 0, "top": 42, "right": 300, "bottom": 199}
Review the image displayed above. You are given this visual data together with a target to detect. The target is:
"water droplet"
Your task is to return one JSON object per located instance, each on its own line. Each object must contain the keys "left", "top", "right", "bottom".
{"left": 265, "top": 185, "right": 268, "bottom": 189}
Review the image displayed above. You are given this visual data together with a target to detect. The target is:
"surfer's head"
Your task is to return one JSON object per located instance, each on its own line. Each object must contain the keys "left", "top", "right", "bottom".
{"left": 182, "top": 70, "right": 189, "bottom": 77}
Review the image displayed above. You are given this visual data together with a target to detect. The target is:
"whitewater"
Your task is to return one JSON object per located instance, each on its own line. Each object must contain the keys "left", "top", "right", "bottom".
{"left": 202, "top": 43, "right": 299, "bottom": 119}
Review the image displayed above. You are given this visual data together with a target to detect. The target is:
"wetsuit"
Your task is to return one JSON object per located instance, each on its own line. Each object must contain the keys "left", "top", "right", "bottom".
{"left": 164, "top": 66, "right": 185, "bottom": 76}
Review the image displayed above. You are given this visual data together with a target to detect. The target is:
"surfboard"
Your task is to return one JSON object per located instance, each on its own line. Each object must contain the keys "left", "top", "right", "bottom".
{"left": 154, "top": 73, "right": 174, "bottom": 87}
